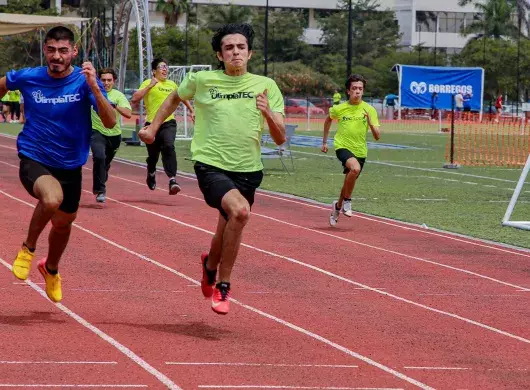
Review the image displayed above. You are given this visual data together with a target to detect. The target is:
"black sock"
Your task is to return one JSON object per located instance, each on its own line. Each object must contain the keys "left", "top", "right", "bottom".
{"left": 216, "top": 281, "right": 230, "bottom": 291}
{"left": 344, "top": 197, "right": 351, "bottom": 201}
{"left": 45, "top": 264, "right": 58, "bottom": 275}
{"left": 23, "top": 242, "right": 35, "bottom": 253}
{"left": 335, "top": 203, "right": 340, "bottom": 210}
{"left": 203, "top": 255, "right": 217, "bottom": 284}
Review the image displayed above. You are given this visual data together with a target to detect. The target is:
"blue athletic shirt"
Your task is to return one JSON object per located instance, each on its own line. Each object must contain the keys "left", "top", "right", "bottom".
{"left": 6, "top": 66, "right": 107, "bottom": 169}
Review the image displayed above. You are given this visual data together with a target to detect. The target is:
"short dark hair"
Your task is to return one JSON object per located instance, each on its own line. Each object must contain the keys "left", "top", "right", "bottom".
{"left": 211, "top": 23, "right": 255, "bottom": 69}
{"left": 98, "top": 68, "right": 117, "bottom": 80}
{"left": 345, "top": 74, "right": 367, "bottom": 90}
{"left": 151, "top": 58, "right": 167, "bottom": 72}
{"left": 44, "top": 26, "right": 75, "bottom": 45}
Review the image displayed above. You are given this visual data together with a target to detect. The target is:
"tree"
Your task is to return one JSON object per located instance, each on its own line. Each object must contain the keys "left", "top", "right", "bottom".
{"left": 202, "top": 4, "right": 253, "bottom": 30}
{"left": 460, "top": 0, "right": 517, "bottom": 38}
{"left": 156, "top": 0, "right": 191, "bottom": 26}
{"left": 316, "top": 0, "right": 401, "bottom": 86}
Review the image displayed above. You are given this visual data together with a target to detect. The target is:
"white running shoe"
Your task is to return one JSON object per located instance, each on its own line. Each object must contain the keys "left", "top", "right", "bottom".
{"left": 329, "top": 201, "right": 340, "bottom": 226}
{"left": 341, "top": 200, "right": 353, "bottom": 217}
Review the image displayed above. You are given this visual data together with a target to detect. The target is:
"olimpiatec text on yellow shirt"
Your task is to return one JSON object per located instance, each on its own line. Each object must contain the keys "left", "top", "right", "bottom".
{"left": 178, "top": 70, "right": 285, "bottom": 172}
{"left": 330, "top": 101, "right": 380, "bottom": 158}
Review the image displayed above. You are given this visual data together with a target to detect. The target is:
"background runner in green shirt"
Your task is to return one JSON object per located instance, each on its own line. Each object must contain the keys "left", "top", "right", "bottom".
{"left": 139, "top": 23, "right": 286, "bottom": 315}
{"left": 321, "top": 74, "right": 380, "bottom": 227}
{"left": 131, "top": 58, "right": 194, "bottom": 195}
{"left": 90, "top": 68, "right": 132, "bottom": 203}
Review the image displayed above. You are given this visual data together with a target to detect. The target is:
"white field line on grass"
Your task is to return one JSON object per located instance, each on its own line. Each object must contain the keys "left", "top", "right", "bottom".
{"left": 0, "top": 256, "right": 181, "bottom": 390}
{"left": 0, "top": 191, "right": 434, "bottom": 390}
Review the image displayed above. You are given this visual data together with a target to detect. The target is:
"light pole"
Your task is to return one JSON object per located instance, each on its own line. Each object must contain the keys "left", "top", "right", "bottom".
{"left": 346, "top": 0, "right": 353, "bottom": 79}
{"left": 264, "top": 0, "right": 269, "bottom": 76}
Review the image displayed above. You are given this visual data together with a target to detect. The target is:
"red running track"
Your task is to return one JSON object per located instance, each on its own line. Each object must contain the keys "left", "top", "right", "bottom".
{"left": 0, "top": 134, "right": 528, "bottom": 389}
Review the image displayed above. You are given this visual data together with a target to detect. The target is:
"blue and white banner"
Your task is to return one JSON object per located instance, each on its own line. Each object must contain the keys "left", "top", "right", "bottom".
{"left": 399, "top": 65, "right": 484, "bottom": 111}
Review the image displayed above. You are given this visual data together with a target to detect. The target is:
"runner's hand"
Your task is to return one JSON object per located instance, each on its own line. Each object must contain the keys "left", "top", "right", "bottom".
{"left": 256, "top": 89, "right": 270, "bottom": 114}
{"left": 321, "top": 143, "right": 328, "bottom": 153}
{"left": 138, "top": 125, "right": 155, "bottom": 144}
{"left": 81, "top": 62, "right": 98, "bottom": 89}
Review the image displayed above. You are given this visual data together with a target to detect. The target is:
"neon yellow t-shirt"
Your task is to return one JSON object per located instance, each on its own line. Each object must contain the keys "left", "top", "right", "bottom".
{"left": 138, "top": 78, "right": 178, "bottom": 123}
{"left": 91, "top": 89, "right": 131, "bottom": 137}
{"left": 330, "top": 101, "right": 380, "bottom": 158}
{"left": 178, "top": 70, "right": 285, "bottom": 172}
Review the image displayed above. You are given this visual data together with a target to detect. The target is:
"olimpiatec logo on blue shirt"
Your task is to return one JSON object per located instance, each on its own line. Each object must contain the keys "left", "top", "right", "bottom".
{"left": 31, "top": 90, "right": 81, "bottom": 104}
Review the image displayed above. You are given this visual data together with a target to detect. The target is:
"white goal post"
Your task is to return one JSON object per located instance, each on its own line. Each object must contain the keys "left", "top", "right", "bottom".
{"left": 502, "top": 154, "right": 530, "bottom": 230}
{"left": 167, "top": 65, "right": 212, "bottom": 139}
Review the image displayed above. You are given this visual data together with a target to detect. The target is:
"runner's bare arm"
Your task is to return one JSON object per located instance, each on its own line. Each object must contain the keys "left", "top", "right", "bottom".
{"left": 0, "top": 77, "right": 7, "bottom": 100}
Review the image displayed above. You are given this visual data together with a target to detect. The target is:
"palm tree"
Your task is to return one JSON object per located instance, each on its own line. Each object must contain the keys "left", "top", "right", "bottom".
{"left": 156, "top": 0, "right": 191, "bottom": 26}
{"left": 416, "top": 11, "right": 437, "bottom": 63}
{"left": 460, "top": 0, "right": 517, "bottom": 38}
{"left": 203, "top": 5, "right": 253, "bottom": 30}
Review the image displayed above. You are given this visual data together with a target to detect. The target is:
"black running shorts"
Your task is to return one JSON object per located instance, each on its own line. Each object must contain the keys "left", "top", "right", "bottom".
{"left": 194, "top": 161, "right": 263, "bottom": 220}
{"left": 19, "top": 153, "right": 82, "bottom": 214}
{"left": 335, "top": 148, "right": 366, "bottom": 175}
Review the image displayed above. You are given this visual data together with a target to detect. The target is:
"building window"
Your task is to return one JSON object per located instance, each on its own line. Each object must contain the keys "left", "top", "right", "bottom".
{"left": 416, "top": 11, "right": 437, "bottom": 32}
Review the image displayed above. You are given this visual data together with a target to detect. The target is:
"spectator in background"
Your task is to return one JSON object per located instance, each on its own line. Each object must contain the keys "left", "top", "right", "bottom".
{"left": 495, "top": 94, "right": 503, "bottom": 123}
{"left": 454, "top": 92, "right": 464, "bottom": 120}
{"left": 430, "top": 92, "right": 438, "bottom": 120}
{"left": 333, "top": 90, "right": 341, "bottom": 105}
{"left": 463, "top": 93, "right": 472, "bottom": 120}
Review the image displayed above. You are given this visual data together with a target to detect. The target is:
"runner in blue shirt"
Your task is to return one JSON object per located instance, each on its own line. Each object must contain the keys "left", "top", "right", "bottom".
{"left": 0, "top": 26, "right": 116, "bottom": 303}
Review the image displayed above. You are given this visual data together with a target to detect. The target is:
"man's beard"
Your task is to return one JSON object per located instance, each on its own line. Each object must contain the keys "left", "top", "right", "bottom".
{"left": 49, "top": 61, "right": 70, "bottom": 74}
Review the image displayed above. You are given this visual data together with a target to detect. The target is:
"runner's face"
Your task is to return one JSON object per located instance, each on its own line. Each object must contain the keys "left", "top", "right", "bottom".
{"left": 100, "top": 73, "right": 115, "bottom": 92}
{"left": 217, "top": 34, "right": 252, "bottom": 71}
{"left": 154, "top": 62, "right": 168, "bottom": 81}
{"left": 347, "top": 81, "right": 364, "bottom": 102}
{"left": 45, "top": 39, "right": 77, "bottom": 74}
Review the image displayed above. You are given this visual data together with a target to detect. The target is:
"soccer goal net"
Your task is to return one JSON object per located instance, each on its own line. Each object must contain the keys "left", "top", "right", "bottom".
{"left": 502, "top": 154, "right": 530, "bottom": 230}
{"left": 167, "top": 65, "right": 212, "bottom": 139}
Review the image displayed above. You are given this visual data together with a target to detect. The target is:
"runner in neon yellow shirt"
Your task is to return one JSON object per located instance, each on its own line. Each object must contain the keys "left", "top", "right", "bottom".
{"left": 131, "top": 58, "right": 194, "bottom": 195}
{"left": 321, "top": 74, "right": 380, "bottom": 227}
{"left": 139, "top": 24, "right": 286, "bottom": 315}
{"left": 90, "top": 68, "right": 132, "bottom": 203}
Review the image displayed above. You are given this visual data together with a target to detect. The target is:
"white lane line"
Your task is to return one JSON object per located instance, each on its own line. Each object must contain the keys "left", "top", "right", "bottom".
{"left": 1, "top": 133, "right": 529, "bottom": 257}
{"left": 198, "top": 387, "right": 403, "bottom": 390}
{"left": 0, "top": 361, "right": 117, "bottom": 364}
{"left": 87, "top": 151, "right": 530, "bottom": 256}
{"left": 65, "top": 190, "right": 530, "bottom": 344}
{"left": 404, "top": 367, "right": 471, "bottom": 370}
{"left": 80, "top": 169, "right": 530, "bottom": 293}
{"left": 0, "top": 257, "right": 181, "bottom": 390}
{"left": 0, "top": 386, "right": 147, "bottom": 388}
{"left": 0, "top": 192, "right": 434, "bottom": 390}
{"left": 165, "top": 362, "right": 358, "bottom": 368}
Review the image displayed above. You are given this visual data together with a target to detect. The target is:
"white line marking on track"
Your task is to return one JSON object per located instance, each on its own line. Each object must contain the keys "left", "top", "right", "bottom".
{"left": 165, "top": 362, "right": 358, "bottom": 368}
{"left": 404, "top": 367, "right": 470, "bottom": 370}
{"left": 198, "top": 386, "right": 403, "bottom": 389}
{"left": 78, "top": 169, "right": 530, "bottom": 292}
{"left": 75, "top": 151, "right": 530, "bottom": 256}
{"left": 0, "top": 361, "right": 117, "bottom": 364}
{"left": 0, "top": 386, "right": 147, "bottom": 388}
{"left": 5, "top": 181, "right": 522, "bottom": 346}
{"left": 0, "top": 191, "right": 435, "bottom": 390}
{"left": 0, "top": 255, "right": 181, "bottom": 390}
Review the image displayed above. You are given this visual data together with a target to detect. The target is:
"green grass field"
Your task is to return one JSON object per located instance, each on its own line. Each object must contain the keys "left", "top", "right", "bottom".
{"left": 1, "top": 122, "right": 529, "bottom": 249}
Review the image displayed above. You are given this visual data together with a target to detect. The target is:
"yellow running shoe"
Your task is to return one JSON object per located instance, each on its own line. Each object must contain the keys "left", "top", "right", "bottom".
{"left": 37, "top": 258, "right": 62, "bottom": 303}
{"left": 12, "top": 245, "right": 35, "bottom": 280}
